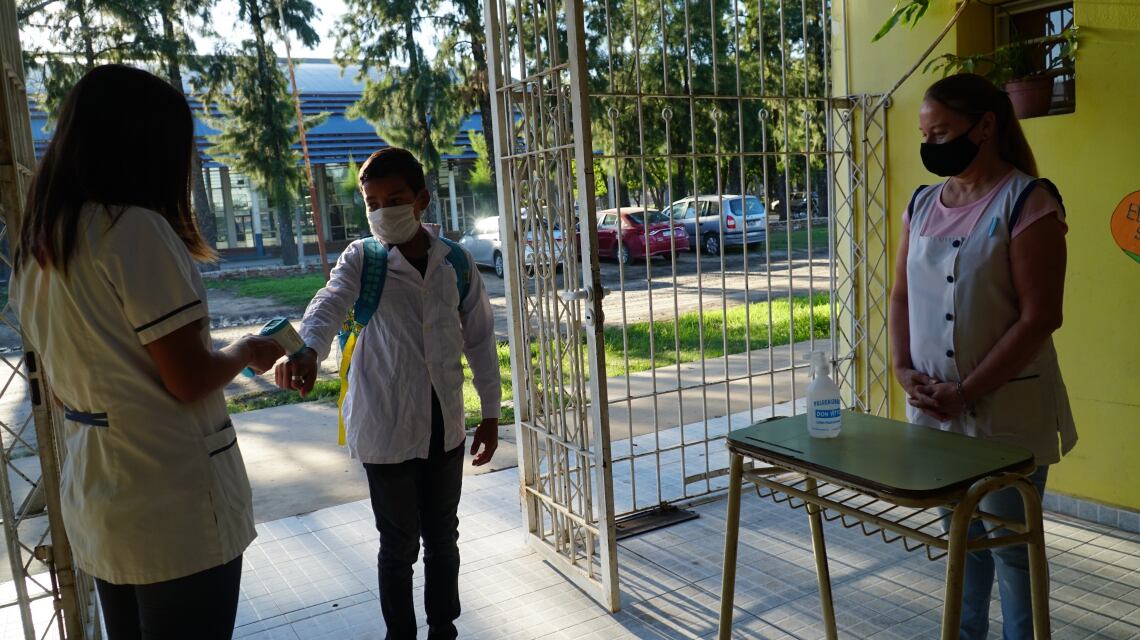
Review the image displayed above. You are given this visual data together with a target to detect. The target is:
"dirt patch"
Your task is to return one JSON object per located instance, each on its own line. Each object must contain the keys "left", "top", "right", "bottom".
{"left": 206, "top": 288, "right": 303, "bottom": 330}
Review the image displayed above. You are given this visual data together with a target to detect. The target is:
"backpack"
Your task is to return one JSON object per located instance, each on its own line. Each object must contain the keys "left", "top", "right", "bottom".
{"left": 335, "top": 236, "right": 472, "bottom": 445}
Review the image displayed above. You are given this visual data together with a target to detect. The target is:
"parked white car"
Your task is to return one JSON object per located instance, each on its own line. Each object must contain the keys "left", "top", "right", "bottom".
{"left": 460, "top": 216, "right": 506, "bottom": 278}
{"left": 459, "top": 215, "right": 566, "bottom": 278}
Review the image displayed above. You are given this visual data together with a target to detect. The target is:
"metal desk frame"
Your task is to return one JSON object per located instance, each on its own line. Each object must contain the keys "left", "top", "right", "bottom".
{"left": 717, "top": 418, "right": 1050, "bottom": 640}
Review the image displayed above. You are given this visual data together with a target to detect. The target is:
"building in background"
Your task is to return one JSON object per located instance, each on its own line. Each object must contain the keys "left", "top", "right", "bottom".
{"left": 27, "top": 60, "right": 494, "bottom": 260}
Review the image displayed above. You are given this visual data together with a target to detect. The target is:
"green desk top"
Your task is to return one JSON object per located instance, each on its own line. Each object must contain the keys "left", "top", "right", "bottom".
{"left": 727, "top": 411, "right": 1035, "bottom": 503}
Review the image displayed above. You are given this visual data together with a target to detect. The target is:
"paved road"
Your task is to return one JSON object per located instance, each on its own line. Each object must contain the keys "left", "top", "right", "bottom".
{"left": 215, "top": 250, "right": 830, "bottom": 399}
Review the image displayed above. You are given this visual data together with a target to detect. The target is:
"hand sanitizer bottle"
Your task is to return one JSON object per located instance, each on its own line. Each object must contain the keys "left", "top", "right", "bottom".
{"left": 807, "top": 351, "right": 842, "bottom": 438}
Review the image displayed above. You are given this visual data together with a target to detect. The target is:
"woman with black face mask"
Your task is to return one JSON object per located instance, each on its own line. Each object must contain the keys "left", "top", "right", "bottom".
{"left": 888, "top": 73, "right": 1077, "bottom": 640}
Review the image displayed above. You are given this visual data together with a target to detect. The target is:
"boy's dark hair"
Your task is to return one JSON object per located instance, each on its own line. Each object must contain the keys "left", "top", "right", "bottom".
{"left": 358, "top": 148, "right": 427, "bottom": 194}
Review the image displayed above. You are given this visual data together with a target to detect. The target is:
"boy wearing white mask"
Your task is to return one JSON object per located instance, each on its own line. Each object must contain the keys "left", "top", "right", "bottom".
{"left": 277, "top": 148, "right": 500, "bottom": 639}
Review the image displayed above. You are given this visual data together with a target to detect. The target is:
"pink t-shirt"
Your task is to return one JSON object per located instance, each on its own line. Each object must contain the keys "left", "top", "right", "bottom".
{"left": 903, "top": 171, "right": 1067, "bottom": 238}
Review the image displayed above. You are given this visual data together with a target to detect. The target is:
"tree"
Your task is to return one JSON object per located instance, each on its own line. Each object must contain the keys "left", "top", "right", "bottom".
{"left": 582, "top": 0, "right": 829, "bottom": 216}
{"left": 21, "top": 0, "right": 226, "bottom": 268}
{"left": 19, "top": 0, "right": 133, "bottom": 118}
{"left": 333, "top": 0, "right": 463, "bottom": 228}
{"left": 341, "top": 155, "right": 367, "bottom": 231}
{"left": 106, "top": 0, "right": 224, "bottom": 268}
{"left": 435, "top": 0, "right": 495, "bottom": 186}
{"left": 199, "top": 0, "right": 319, "bottom": 265}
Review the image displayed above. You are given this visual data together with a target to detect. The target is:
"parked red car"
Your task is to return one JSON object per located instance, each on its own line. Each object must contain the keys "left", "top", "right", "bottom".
{"left": 595, "top": 207, "right": 691, "bottom": 264}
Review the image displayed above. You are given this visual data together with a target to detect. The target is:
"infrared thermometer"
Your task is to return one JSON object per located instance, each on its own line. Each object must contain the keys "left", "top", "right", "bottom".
{"left": 241, "top": 317, "right": 307, "bottom": 377}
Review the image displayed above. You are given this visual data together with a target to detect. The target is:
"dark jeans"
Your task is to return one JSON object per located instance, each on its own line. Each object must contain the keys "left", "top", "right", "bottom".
{"left": 363, "top": 389, "right": 464, "bottom": 640}
{"left": 95, "top": 555, "right": 242, "bottom": 640}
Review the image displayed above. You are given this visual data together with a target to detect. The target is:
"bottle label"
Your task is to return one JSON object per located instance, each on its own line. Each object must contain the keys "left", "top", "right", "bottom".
{"left": 813, "top": 398, "right": 841, "bottom": 421}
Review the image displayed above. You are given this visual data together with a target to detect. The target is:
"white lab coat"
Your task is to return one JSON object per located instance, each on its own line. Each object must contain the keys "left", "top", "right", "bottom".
{"left": 299, "top": 225, "right": 502, "bottom": 464}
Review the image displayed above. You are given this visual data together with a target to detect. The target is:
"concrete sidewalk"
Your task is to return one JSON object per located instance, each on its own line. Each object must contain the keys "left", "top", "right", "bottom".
{"left": 234, "top": 403, "right": 520, "bottom": 524}
{"left": 233, "top": 340, "right": 825, "bottom": 523}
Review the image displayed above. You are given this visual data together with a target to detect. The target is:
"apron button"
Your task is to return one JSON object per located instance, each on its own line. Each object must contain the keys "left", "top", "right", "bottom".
{"left": 946, "top": 275, "right": 955, "bottom": 283}
{"left": 946, "top": 349, "right": 955, "bottom": 358}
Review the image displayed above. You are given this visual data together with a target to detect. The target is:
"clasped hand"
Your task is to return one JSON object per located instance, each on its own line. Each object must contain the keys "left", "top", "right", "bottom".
{"left": 897, "top": 369, "right": 966, "bottom": 422}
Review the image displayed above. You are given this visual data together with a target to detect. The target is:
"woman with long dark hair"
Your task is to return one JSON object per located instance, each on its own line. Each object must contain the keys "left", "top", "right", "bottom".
{"left": 12, "top": 64, "right": 284, "bottom": 639}
{"left": 889, "top": 73, "right": 1077, "bottom": 639}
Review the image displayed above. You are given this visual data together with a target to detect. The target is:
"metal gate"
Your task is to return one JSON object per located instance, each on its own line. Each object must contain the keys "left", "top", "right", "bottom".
{"left": 487, "top": 0, "right": 889, "bottom": 613}
{"left": 0, "top": 2, "right": 100, "bottom": 637}
{"left": 485, "top": 0, "right": 622, "bottom": 612}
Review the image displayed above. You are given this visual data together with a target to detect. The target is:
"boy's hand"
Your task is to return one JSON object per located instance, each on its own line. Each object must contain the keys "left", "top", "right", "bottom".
{"left": 275, "top": 347, "right": 318, "bottom": 396}
{"left": 470, "top": 418, "right": 499, "bottom": 466}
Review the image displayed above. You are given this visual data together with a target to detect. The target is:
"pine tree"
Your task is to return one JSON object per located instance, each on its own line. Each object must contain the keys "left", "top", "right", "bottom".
{"left": 107, "top": 0, "right": 224, "bottom": 268}
{"left": 19, "top": 0, "right": 133, "bottom": 117}
{"left": 198, "top": 0, "right": 320, "bottom": 266}
{"left": 435, "top": 0, "right": 495, "bottom": 186}
{"left": 333, "top": 0, "right": 462, "bottom": 228}
{"left": 22, "top": 0, "right": 226, "bottom": 268}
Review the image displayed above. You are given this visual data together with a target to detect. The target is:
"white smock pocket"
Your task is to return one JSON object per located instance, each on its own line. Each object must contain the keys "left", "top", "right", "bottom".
{"left": 203, "top": 420, "right": 256, "bottom": 556}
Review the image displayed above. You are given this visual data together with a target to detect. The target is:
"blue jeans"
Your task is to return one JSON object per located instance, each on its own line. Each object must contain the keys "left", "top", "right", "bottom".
{"left": 944, "top": 465, "right": 1049, "bottom": 640}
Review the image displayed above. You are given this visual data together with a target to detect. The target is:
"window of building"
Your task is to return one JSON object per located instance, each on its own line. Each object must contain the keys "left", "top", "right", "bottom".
{"left": 995, "top": 1, "right": 1076, "bottom": 115}
{"left": 203, "top": 167, "right": 230, "bottom": 249}
{"left": 322, "top": 164, "right": 366, "bottom": 241}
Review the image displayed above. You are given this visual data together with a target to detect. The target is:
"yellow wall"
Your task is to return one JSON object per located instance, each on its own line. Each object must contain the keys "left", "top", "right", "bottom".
{"left": 838, "top": 1, "right": 1140, "bottom": 511}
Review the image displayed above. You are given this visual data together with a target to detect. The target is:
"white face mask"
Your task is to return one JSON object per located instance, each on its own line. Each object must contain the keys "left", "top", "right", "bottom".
{"left": 367, "top": 204, "right": 421, "bottom": 245}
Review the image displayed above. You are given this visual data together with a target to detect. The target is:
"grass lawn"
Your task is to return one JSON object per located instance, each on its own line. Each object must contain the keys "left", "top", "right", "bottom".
{"left": 229, "top": 293, "right": 831, "bottom": 427}
{"left": 765, "top": 224, "right": 829, "bottom": 254}
{"left": 206, "top": 274, "right": 327, "bottom": 309}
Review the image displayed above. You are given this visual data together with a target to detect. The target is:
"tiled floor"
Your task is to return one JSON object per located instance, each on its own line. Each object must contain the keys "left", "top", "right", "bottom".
{"left": 234, "top": 467, "right": 1140, "bottom": 640}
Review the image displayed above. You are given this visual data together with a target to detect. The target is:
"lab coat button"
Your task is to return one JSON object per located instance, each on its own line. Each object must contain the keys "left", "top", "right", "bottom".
{"left": 946, "top": 350, "right": 955, "bottom": 358}
{"left": 946, "top": 275, "right": 955, "bottom": 283}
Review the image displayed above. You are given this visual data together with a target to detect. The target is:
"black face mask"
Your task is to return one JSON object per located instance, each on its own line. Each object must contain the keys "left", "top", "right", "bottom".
{"left": 920, "top": 119, "right": 981, "bottom": 177}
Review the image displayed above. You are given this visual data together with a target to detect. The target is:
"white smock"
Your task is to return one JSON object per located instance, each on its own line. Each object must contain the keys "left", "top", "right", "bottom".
{"left": 12, "top": 204, "right": 255, "bottom": 584}
{"left": 905, "top": 171, "right": 1078, "bottom": 465}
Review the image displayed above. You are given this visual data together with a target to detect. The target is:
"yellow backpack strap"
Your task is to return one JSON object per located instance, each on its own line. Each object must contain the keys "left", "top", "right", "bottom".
{"left": 336, "top": 239, "right": 387, "bottom": 446}
{"left": 336, "top": 330, "right": 359, "bottom": 446}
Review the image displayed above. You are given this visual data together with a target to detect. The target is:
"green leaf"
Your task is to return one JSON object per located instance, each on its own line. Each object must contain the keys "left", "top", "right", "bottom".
{"left": 872, "top": 6, "right": 907, "bottom": 42}
{"left": 873, "top": 0, "right": 931, "bottom": 42}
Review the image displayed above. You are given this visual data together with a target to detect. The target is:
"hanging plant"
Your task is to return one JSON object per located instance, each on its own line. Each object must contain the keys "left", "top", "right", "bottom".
{"left": 922, "top": 26, "right": 1079, "bottom": 85}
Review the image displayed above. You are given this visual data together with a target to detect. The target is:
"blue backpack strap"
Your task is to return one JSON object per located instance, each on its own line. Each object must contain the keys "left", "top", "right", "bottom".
{"left": 1010, "top": 178, "right": 1063, "bottom": 233}
{"left": 907, "top": 184, "right": 929, "bottom": 220}
{"left": 355, "top": 238, "right": 388, "bottom": 325}
{"left": 338, "top": 238, "right": 388, "bottom": 352}
{"left": 440, "top": 236, "right": 472, "bottom": 308}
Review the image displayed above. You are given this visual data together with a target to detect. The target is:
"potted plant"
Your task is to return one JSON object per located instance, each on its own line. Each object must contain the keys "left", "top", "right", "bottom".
{"left": 873, "top": 1, "right": 1079, "bottom": 119}
{"left": 923, "top": 25, "right": 1078, "bottom": 119}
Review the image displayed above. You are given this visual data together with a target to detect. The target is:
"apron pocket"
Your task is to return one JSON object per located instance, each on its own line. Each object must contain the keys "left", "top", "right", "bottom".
{"left": 981, "top": 377, "right": 1048, "bottom": 441}
{"left": 203, "top": 421, "right": 255, "bottom": 554}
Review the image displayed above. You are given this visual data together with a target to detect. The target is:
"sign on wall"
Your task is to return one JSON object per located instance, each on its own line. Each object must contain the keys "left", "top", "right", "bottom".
{"left": 1110, "top": 191, "right": 1140, "bottom": 264}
